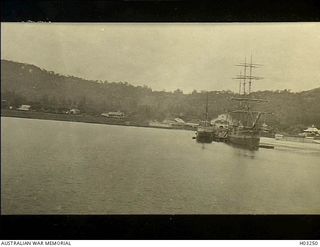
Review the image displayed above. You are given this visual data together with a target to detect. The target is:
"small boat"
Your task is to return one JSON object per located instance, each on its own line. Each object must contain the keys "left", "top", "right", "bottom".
{"left": 196, "top": 122, "right": 214, "bottom": 143}
{"left": 195, "top": 92, "right": 214, "bottom": 143}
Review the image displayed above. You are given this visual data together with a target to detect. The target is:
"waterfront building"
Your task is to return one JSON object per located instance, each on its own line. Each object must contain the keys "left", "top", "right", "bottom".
{"left": 17, "top": 105, "right": 31, "bottom": 111}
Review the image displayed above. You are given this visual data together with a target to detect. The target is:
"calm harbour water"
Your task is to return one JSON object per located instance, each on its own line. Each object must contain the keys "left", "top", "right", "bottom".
{"left": 2, "top": 117, "right": 320, "bottom": 214}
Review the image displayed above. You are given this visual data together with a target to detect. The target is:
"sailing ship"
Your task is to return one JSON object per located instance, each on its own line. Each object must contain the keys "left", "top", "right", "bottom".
{"left": 195, "top": 92, "right": 214, "bottom": 143}
{"left": 227, "top": 57, "right": 268, "bottom": 149}
{"left": 228, "top": 107, "right": 264, "bottom": 149}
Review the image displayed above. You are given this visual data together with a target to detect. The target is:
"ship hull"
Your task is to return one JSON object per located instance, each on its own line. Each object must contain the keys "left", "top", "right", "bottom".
{"left": 196, "top": 127, "right": 214, "bottom": 143}
{"left": 228, "top": 134, "right": 260, "bottom": 149}
{"left": 196, "top": 131, "right": 213, "bottom": 143}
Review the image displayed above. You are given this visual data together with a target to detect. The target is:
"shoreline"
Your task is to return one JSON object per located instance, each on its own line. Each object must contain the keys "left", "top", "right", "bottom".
{"left": 1, "top": 109, "right": 195, "bottom": 132}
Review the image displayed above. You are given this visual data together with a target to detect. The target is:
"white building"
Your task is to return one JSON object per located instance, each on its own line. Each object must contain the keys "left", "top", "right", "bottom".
{"left": 303, "top": 125, "right": 320, "bottom": 136}
{"left": 17, "top": 105, "right": 31, "bottom": 111}
{"left": 211, "top": 113, "right": 232, "bottom": 129}
{"left": 162, "top": 118, "right": 187, "bottom": 127}
{"left": 69, "top": 108, "right": 80, "bottom": 114}
{"left": 174, "top": 118, "right": 185, "bottom": 124}
{"left": 101, "top": 111, "right": 125, "bottom": 118}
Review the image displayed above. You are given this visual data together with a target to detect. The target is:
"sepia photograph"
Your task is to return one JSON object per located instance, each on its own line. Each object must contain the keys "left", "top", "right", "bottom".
{"left": 1, "top": 22, "right": 320, "bottom": 215}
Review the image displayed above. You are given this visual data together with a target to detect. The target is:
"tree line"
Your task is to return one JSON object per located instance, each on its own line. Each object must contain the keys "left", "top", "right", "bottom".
{"left": 1, "top": 59, "right": 320, "bottom": 134}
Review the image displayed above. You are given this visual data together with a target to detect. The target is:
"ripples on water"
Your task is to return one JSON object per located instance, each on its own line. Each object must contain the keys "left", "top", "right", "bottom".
{"left": 2, "top": 117, "right": 320, "bottom": 214}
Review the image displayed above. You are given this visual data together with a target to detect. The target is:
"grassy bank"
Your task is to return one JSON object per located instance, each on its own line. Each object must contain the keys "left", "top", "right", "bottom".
{"left": 1, "top": 109, "right": 146, "bottom": 127}
{"left": 1, "top": 109, "right": 193, "bottom": 131}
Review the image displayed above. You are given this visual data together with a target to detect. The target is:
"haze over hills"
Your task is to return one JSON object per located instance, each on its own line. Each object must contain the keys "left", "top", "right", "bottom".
{"left": 1, "top": 59, "right": 320, "bottom": 133}
{"left": 3, "top": 23, "right": 320, "bottom": 93}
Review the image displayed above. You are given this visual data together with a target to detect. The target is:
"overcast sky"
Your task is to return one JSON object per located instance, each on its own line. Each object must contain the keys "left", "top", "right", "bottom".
{"left": 2, "top": 23, "right": 320, "bottom": 93}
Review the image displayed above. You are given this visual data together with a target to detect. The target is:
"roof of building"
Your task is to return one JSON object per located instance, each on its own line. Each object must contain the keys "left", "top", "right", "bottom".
{"left": 18, "top": 105, "right": 31, "bottom": 109}
{"left": 174, "top": 118, "right": 185, "bottom": 123}
{"left": 304, "top": 127, "right": 319, "bottom": 132}
{"left": 108, "top": 111, "right": 124, "bottom": 115}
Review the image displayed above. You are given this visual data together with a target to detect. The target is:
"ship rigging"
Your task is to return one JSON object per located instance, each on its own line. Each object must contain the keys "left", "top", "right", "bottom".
{"left": 227, "top": 56, "right": 269, "bottom": 149}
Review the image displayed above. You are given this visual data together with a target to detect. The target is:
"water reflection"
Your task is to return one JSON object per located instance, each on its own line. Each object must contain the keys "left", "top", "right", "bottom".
{"left": 232, "top": 146, "right": 257, "bottom": 159}
{"left": 194, "top": 142, "right": 208, "bottom": 150}
{"left": 195, "top": 138, "right": 257, "bottom": 157}
{"left": 2, "top": 117, "right": 320, "bottom": 214}
{"left": 201, "top": 143, "right": 206, "bottom": 150}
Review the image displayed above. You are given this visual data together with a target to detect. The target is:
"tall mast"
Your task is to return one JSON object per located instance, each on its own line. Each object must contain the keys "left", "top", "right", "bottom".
{"left": 249, "top": 55, "right": 252, "bottom": 94}
{"left": 243, "top": 57, "right": 247, "bottom": 95}
{"left": 238, "top": 70, "right": 242, "bottom": 94}
{"left": 233, "top": 56, "right": 263, "bottom": 95}
{"left": 205, "top": 92, "right": 209, "bottom": 125}
{"left": 232, "top": 57, "right": 266, "bottom": 127}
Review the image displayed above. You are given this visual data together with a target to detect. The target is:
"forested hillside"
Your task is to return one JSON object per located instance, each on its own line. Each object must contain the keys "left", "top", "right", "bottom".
{"left": 2, "top": 59, "right": 320, "bottom": 133}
